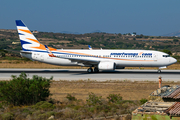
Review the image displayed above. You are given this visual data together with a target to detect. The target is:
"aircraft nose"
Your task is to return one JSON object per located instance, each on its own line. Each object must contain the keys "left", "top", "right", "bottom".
{"left": 171, "top": 57, "right": 177, "bottom": 64}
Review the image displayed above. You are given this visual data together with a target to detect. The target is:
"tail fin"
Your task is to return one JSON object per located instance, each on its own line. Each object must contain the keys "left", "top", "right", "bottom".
{"left": 15, "top": 20, "right": 45, "bottom": 51}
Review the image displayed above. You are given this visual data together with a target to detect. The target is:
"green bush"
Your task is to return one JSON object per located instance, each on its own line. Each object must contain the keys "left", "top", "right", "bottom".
{"left": 0, "top": 72, "right": 53, "bottom": 106}
{"left": 1, "top": 112, "right": 14, "bottom": 120}
{"left": 37, "top": 111, "right": 55, "bottom": 120}
{"left": 33, "top": 101, "right": 55, "bottom": 110}
{"left": 107, "top": 94, "right": 122, "bottom": 103}
{"left": 140, "top": 98, "right": 148, "bottom": 104}
{"left": 86, "top": 92, "right": 102, "bottom": 106}
{"left": 66, "top": 94, "right": 77, "bottom": 101}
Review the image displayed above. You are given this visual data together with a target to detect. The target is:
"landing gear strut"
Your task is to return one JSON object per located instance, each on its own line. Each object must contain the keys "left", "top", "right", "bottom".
{"left": 87, "top": 68, "right": 93, "bottom": 73}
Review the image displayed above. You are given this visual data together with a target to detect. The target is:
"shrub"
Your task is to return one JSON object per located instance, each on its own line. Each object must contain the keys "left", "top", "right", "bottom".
{"left": 0, "top": 72, "right": 53, "bottom": 106}
{"left": 33, "top": 101, "right": 55, "bottom": 111}
{"left": 54, "top": 111, "right": 64, "bottom": 118}
{"left": 37, "top": 111, "right": 55, "bottom": 120}
{"left": 140, "top": 98, "right": 148, "bottom": 104}
{"left": 66, "top": 94, "right": 77, "bottom": 101}
{"left": 107, "top": 94, "right": 122, "bottom": 103}
{"left": 1, "top": 112, "right": 14, "bottom": 120}
{"left": 86, "top": 92, "right": 102, "bottom": 106}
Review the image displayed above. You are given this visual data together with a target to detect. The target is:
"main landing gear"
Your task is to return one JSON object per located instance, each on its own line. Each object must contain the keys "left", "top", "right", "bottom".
{"left": 87, "top": 68, "right": 93, "bottom": 73}
{"left": 87, "top": 67, "right": 99, "bottom": 73}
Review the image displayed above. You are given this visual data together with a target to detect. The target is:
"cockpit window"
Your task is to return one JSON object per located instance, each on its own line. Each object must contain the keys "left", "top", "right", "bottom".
{"left": 163, "top": 55, "right": 170, "bottom": 57}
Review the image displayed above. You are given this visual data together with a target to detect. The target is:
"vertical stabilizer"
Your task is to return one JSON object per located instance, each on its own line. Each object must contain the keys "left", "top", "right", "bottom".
{"left": 15, "top": 20, "right": 44, "bottom": 51}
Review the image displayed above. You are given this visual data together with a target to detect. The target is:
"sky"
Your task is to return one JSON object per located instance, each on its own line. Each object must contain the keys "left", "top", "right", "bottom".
{"left": 0, "top": 0, "right": 180, "bottom": 36}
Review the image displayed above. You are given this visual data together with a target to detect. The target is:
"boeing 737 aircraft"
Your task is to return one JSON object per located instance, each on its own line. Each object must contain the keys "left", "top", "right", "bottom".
{"left": 16, "top": 20, "right": 177, "bottom": 73}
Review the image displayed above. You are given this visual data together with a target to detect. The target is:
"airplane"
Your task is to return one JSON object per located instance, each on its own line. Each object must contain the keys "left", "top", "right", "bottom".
{"left": 15, "top": 20, "right": 177, "bottom": 73}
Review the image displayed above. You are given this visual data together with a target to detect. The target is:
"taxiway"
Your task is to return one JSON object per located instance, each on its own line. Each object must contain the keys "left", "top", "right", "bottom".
{"left": 0, "top": 69, "right": 180, "bottom": 81}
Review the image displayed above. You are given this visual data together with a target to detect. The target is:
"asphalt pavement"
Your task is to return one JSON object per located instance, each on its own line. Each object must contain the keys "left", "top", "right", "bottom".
{"left": 0, "top": 69, "right": 180, "bottom": 81}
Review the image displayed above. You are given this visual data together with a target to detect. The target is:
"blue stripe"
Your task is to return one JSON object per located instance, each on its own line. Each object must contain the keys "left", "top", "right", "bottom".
{"left": 18, "top": 33, "right": 24, "bottom": 35}
{"left": 20, "top": 40, "right": 31, "bottom": 50}
{"left": 16, "top": 20, "right": 26, "bottom": 27}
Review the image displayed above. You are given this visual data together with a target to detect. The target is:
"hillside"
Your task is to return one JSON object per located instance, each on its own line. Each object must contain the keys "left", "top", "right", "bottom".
{"left": 0, "top": 29, "right": 180, "bottom": 55}
{"left": 163, "top": 30, "right": 180, "bottom": 37}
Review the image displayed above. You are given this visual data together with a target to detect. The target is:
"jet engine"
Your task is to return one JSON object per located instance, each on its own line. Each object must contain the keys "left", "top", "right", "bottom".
{"left": 98, "top": 62, "right": 115, "bottom": 70}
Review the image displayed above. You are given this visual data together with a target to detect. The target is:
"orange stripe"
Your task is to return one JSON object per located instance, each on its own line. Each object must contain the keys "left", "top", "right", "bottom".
{"left": 49, "top": 47, "right": 57, "bottom": 51}
{"left": 31, "top": 44, "right": 46, "bottom": 50}
{"left": 54, "top": 50, "right": 154, "bottom": 62}
{"left": 31, "top": 44, "right": 57, "bottom": 51}
{"left": 139, "top": 52, "right": 143, "bottom": 55}
{"left": 19, "top": 29, "right": 32, "bottom": 34}
{"left": 26, "top": 38, "right": 39, "bottom": 43}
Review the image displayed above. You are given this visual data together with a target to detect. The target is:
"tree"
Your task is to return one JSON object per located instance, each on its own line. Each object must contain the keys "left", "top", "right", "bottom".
{"left": 0, "top": 72, "right": 53, "bottom": 106}
{"left": 133, "top": 32, "right": 136, "bottom": 35}
{"left": 162, "top": 49, "right": 172, "bottom": 56}
{"left": 173, "top": 38, "right": 179, "bottom": 43}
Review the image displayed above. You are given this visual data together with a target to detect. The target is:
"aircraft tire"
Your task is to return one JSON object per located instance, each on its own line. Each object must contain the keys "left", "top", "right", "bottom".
{"left": 87, "top": 68, "right": 93, "bottom": 73}
{"left": 157, "top": 69, "right": 161, "bottom": 73}
{"left": 94, "top": 67, "right": 99, "bottom": 73}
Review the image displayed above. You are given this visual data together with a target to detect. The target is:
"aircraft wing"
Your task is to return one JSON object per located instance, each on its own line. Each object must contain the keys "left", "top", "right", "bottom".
{"left": 61, "top": 56, "right": 99, "bottom": 66}
{"left": 44, "top": 45, "right": 99, "bottom": 66}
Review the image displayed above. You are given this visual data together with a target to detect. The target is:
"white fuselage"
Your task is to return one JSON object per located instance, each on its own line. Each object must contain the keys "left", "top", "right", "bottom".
{"left": 21, "top": 49, "right": 177, "bottom": 68}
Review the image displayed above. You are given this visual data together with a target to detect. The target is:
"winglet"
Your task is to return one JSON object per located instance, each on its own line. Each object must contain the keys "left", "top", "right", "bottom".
{"left": 45, "top": 45, "right": 56, "bottom": 57}
{"left": 88, "top": 45, "right": 92, "bottom": 50}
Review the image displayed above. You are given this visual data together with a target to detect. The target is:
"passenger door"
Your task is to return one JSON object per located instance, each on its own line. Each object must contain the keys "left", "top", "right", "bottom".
{"left": 153, "top": 53, "right": 157, "bottom": 61}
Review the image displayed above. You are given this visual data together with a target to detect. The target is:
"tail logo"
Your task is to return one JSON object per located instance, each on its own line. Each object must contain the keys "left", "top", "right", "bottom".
{"left": 16, "top": 20, "right": 46, "bottom": 51}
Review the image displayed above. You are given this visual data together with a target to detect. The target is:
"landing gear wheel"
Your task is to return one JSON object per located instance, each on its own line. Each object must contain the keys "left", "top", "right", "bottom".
{"left": 87, "top": 68, "right": 93, "bottom": 73}
{"left": 157, "top": 69, "right": 161, "bottom": 73}
{"left": 94, "top": 67, "right": 99, "bottom": 73}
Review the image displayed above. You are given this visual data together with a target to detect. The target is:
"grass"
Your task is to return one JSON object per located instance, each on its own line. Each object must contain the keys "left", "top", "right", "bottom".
{"left": 0, "top": 60, "right": 85, "bottom": 69}
{"left": 49, "top": 80, "right": 180, "bottom": 101}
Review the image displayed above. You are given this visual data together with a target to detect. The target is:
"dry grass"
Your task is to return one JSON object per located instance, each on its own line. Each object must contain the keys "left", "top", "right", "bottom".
{"left": 50, "top": 81, "right": 180, "bottom": 101}
{"left": 0, "top": 60, "right": 84, "bottom": 69}
{"left": 0, "top": 60, "right": 179, "bottom": 69}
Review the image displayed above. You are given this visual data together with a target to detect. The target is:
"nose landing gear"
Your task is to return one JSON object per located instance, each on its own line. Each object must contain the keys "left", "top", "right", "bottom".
{"left": 157, "top": 69, "right": 161, "bottom": 73}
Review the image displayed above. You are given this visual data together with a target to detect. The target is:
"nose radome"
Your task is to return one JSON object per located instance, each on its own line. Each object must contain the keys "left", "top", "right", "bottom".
{"left": 172, "top": 58, "right": 177, "bottom": 63}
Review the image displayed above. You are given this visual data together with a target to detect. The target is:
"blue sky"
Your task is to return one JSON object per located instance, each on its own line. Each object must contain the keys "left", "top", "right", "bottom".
{"left": 0, "top": 0, "right": 180, "bottom": 36}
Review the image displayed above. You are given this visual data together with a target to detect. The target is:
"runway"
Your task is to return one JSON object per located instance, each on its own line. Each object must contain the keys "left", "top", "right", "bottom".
{"left": 0, "top": 69, "right": 180, "bottom": 81}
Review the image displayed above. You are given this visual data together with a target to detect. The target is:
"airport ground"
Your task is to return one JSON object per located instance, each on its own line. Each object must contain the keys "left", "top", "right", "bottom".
{"left": 1, "top": 60, "right": 180, "bottom": 101}
{"left": 50, "top": 80, "right": 179, "bottom": 101}
{"left": 0, "top": 60, "right": 180, "bottom": 69}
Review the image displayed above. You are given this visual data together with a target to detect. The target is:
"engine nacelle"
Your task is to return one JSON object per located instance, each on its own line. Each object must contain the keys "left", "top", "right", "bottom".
{"left": 98, "top": 62, "right": 115, "bottom": 70}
